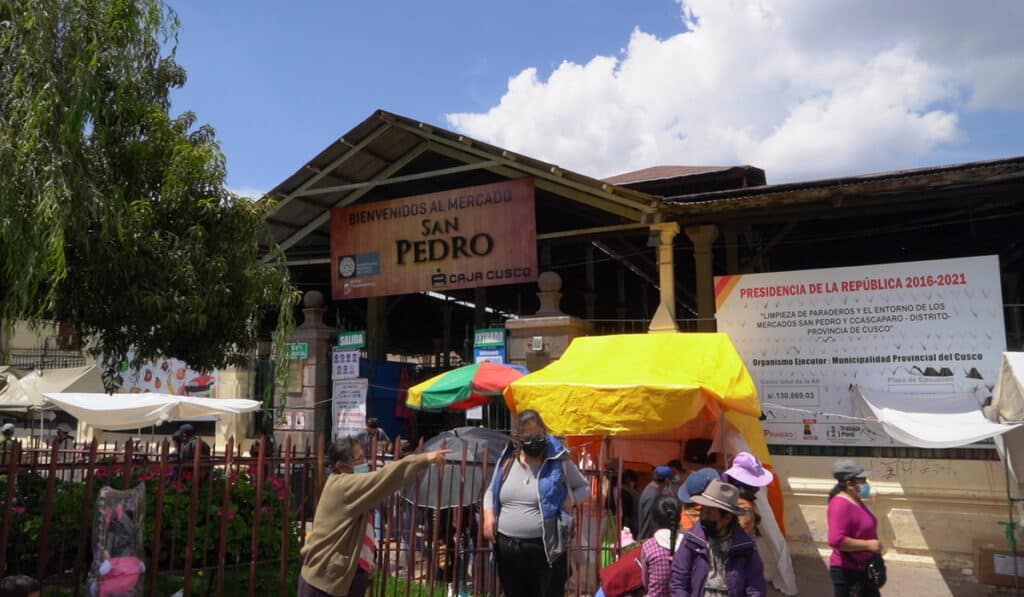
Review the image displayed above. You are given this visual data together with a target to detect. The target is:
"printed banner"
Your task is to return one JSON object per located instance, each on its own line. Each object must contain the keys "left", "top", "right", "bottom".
{"left": 715, "top": 256, "right": 1006, "bottom": 446}
{"left": 333, "top": 378, "right": 369, "bottom": 439}
{"left": 331, "top": 179, "right": 538, "bottom": 299}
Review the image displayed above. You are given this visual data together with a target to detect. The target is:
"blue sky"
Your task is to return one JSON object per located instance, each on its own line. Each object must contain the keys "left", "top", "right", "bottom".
{"left": 169, "top": 0, "right": 1024, "bottom": 193}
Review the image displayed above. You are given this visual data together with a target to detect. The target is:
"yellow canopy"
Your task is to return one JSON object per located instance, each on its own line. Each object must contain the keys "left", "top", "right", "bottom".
{"left": 504, "top": 332, "right": 769, "bottom": 463}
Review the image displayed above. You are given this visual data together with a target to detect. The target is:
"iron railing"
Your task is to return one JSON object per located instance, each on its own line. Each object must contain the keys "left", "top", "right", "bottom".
{"left": 0, "top": 435, "right": 625, "bottom": 596}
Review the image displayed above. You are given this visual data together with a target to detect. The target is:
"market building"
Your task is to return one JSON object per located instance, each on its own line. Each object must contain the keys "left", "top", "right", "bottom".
{"left": 261, "top": 109, "right": 1024, "bottom": 572}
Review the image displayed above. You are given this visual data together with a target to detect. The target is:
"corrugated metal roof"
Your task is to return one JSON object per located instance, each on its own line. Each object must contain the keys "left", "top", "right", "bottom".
{"left": 263, "top": 110, "right": 662, "bottom": 254}
{"left": 603, "top": 165, "right": 733, "bottom": 184}
{"left": 663, "top": 156, "right": 1024, "bottom": 216}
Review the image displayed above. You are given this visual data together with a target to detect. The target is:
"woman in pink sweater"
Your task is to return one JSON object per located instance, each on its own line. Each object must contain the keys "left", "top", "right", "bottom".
{"left": 827, "top": 459, "right": 883, "bottom": 597}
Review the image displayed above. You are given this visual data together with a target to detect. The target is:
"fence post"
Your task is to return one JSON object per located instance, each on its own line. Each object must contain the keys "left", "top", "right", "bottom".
{"left": 183, "top": 436, "right": 203, "bottom": 596}
{"left": 247, "top": 435, "right": 267, "bottom": 597}
{"left": 279, "top": 436, "right": 293, "bottom": 596}
{"left": 37, "top": 438, "right": 61, "bottom": 580}
{"left": 148, "top": 441, "right": 170, "bottom": 597}
{"left": 215, "top": 436, "right": 235, "bottom": 597}
{"left": 0, "top": 440, "right": 21, "bottom": 578}
{"left": 72, "top": 440, "right": 99, "bottom": 597}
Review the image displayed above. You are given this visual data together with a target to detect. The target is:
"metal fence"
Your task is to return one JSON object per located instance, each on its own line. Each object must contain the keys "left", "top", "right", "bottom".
{"left": 5, "top": 348, "right": 87, "bottom": 370}
{"left": 0, "top": 435, "right": 625, "bottom": 597}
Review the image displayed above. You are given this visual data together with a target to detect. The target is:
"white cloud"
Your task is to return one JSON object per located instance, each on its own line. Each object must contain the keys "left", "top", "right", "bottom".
{"left": 447, "top": 0, "right": 1024, "bottom": 183}
{"left": 226, "top": 186, "right": 267, "bottom": 200}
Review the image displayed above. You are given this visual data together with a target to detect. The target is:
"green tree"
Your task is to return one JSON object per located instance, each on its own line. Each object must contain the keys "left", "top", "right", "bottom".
{"left": 0, "top": 0, "right": 298, "bottom": 392}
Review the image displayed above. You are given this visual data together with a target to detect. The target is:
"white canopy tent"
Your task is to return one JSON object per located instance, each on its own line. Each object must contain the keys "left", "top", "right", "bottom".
{"left": 0, "top": 366, "right": 104, "bottom": 412}
{"left": 854, "top": 387, "right": 1021, "bottom": 449}
{"left": 42, "top": 392, "right": 261, "bottom": 443}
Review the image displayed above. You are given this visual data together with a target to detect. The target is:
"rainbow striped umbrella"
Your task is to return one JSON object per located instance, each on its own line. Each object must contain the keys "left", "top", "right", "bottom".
{"left": 406, "top": 362, "right": 528, "bottom": 411}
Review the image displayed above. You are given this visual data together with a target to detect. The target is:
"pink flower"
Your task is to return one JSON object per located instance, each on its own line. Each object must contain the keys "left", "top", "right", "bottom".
{"left": 95, "top": 469, "right": 109, "bottom": 478}
{"left": 9, "top": 506, "right": 25, "bottom": 515}
{"left": 216, "top": 507, "right": 237, "bottom": 520}
{"left": 276, "top": 490, "right": 287, "bottom": 501}
{"left": 270, "top": 476, "right": 285, "bottom": 491}
{"left": 261, "top": 506, "right": 272, "bottom": 515}
{"left": 228, "top": 471, "right": 240, "bottom": 484}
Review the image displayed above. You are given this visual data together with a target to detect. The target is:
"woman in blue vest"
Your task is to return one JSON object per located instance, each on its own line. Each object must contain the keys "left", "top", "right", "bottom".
{"left": 483, "top": 410, "right": 591, "bottom": 597}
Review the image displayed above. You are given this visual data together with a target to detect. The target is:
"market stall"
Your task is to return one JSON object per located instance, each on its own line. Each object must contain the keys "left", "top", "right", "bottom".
{"left": 504, "top": 332, "right": 797, "bottom": 595}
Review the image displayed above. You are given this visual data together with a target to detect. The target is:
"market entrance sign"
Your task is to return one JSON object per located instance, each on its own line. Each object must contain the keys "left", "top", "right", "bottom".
{"left": 330, "top": 179, "right": 537, "bottom": 299}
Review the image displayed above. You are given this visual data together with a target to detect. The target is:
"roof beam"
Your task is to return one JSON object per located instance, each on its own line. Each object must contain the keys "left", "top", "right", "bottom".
{"left": 267, "top": 142, "right": 430, "bottom": 258}
{"left": 391, "top": 120, "right": 655, "bottom": 220}
{"left": 426, "top": 142, "right": 644, "bottom": 221}
{"left": 293, "top": 158, "right": 503, "bottom": 196}
{"left": 267, "top": 122, "right": 392, "bottom": 218}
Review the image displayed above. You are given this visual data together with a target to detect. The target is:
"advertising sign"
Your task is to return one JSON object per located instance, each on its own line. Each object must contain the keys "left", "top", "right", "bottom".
{"left": 331, "top": 179, "right": 538, "bottom": 299}
{"left": 333, "top": 378, "right": 369, "bottom": 439}
{"left": 715, "top": 256, "right": 1006, "bottom": 446}
{"left": 470, "top": 333, "right": 508, "bottom": 420}
{"left": 332, "top": 349, "right": 361, "bottom": 380}
{"left": 286, "top": 342, "right": 309, "bottom": 360}
{"left": 114, "top": 351, "right": 218, "bottom": 398}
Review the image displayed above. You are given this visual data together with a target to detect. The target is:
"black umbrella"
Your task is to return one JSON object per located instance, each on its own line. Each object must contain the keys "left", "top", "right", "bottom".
{"left": 401, "top": 427, "right": 511, "bottom": 509}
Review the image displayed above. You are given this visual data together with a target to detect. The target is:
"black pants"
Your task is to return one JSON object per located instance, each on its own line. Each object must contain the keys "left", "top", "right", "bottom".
{"left": 495, "top": 533, "right": 567, "bottom": 597}
{"left": 830, "top": 566, "right": 880, "bottom": 597}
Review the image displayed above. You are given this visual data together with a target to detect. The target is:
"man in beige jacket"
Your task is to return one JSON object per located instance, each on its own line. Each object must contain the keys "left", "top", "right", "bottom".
{"left": 299, "top": 435, "right": 449, "bottom": 596}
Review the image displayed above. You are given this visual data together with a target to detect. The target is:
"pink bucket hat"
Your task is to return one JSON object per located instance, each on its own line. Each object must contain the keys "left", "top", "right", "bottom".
{"left": 724, "top": 452, "right": 774, "bottom": 487}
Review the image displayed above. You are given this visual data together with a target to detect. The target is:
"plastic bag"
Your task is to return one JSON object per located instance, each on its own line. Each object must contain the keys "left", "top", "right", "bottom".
{"left": 89, "top": 484, "right": 146, "bottom": 597}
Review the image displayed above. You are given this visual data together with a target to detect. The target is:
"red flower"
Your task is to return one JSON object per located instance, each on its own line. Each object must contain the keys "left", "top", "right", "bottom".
{"left": 216, "top": 507, "right": 237, "bottom": 521}
{"left": 270, "top": 476, "right": 285, "bottom": 491}
{"left": 9, "top": 506, "right": 25, "bottom": 515}
{"left": 228, "top": 471, "right": 240, "bottom": 484}
{"left": 276, "top": 490, "right": 287, "bottom": 501}
{"left": 95, "top": 469, "right": 109, "bottom": 478}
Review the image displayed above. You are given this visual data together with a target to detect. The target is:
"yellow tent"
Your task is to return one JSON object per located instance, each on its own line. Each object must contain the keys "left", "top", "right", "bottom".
{"left": 503, "top": 332, "right": 769, "bottom": 465}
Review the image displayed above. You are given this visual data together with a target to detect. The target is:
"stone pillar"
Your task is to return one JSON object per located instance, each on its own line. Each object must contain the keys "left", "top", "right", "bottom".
{"left": 648, "top": 222, "right": 681, "bottom": 333}
{"left": 506, "top": 272, "right": 589, "bottom": 368}
{"left": 282, "top": 290, "right": 335, "bottom": 449}
{"left": 686, "top": 225, "right": 719, "bottom": 332}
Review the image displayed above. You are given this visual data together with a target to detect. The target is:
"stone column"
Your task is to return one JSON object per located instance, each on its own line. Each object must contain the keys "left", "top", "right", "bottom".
{"left": 648, "top": 222, "right": 681, "bottom": 333}
{"left": 686, "top": 225, "right": 719, "bottom": 332}
{"left": 282, "top": 290, "right": 336, "bottom": 449}
{"left": 723, "top": 223, "right": 739, "bottom": 274}
{"left": 506, "top": 272, "right": 589, "bottom": 367}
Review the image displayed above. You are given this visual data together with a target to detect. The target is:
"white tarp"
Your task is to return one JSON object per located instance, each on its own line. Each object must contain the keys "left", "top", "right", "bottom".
{"left": 855, "top": 387, "right": 1021, "bottom": 448}
{"left": 43, "top": 392, "right": 261, "bottom": 431}
{"left": 985, "top": 353, "right": 1024, "bottom": 423}
{"left": 0, "top": 366, "right": 104, "bottom": 410}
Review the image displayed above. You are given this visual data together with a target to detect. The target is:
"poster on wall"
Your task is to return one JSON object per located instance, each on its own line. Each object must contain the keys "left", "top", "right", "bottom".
{"left": 113, "top": 351, "right": 219, "bottom": 398}
{"left": 333, "top": 378, "right": 369, "bottom": 439}
{"left": 332, "top": 349, "right": 361, "bottom": 380}
{"left": 715, "top": 256, "right": 1006, "bottom": 446}
{"left": 330, "top": 179, "right": 538, "bottom": 299}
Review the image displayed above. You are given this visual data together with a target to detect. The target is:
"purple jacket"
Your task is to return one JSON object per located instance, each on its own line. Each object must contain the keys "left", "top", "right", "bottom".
{"left": 668, "top": 522, "right": 766, "bottom": 597}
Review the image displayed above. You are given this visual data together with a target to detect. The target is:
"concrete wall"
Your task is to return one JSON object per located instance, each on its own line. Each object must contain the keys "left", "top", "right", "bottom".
{"left": 775, "top": 455, "right": 1010, "bottom": 568}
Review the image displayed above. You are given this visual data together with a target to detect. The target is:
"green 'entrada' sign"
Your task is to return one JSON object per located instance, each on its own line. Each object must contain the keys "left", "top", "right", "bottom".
{"left": 474, "top": 328, "right": 506, "bottom": 347}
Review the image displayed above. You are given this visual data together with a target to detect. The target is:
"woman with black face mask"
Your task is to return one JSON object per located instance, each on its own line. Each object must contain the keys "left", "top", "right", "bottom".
{"left": 483, "top": 409, "right": 590, "bottom": 597}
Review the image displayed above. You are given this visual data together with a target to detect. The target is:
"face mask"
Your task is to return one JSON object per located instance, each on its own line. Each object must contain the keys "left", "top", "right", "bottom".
{"left": 353, "top": 463, "right": 371, "bottom": 474}
{"left": 520, "top": 436, "right": 548, "bottom": 457}
{"left": 859, "top": 482, "right": 871, "bottom": 499}
{"left": 700, "top": 519, "right": 719, "bottom": 538}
